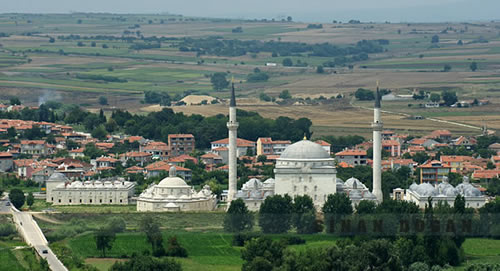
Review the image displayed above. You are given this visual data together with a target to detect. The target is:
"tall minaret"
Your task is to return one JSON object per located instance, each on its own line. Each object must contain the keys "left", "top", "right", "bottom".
{"left": 227, "top": 80, "right": 238, "bottom": 203}
{"left": 372, "top": 81, "right": 383, "bottom": 203}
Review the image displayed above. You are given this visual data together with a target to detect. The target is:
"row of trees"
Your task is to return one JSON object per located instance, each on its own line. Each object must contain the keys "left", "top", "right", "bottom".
{"left": 0, "top": 102, "right": 312, "bottom": 149}
{"left": 177, "top": 36, "right": 384, "bottom": 58}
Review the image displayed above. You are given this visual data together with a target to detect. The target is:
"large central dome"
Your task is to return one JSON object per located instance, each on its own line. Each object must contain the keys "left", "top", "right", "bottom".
{"left": 279, "top": 140, "right": 330, "bottom": 160}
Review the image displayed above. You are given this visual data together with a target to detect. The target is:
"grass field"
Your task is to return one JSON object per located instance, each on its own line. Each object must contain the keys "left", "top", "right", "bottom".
{"left": 0, "top": 216, "right": 46, "bottom": 271}
{"left": 0, "top": 14, "right": 499, "bottom": 136}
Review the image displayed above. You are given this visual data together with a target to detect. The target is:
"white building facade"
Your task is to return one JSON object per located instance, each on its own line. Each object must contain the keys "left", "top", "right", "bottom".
{"left": 137, "top": 167, "right": 216, "bottom": 212}
{"left": 45, "top": 173, "right": 135, "bottom": 205}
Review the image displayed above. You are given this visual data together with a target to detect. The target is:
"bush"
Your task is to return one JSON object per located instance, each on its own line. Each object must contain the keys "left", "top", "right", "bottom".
{"left": 232, "top": 233, "right": 261, "bottom": 247}
{"left": 0, "top": 223, "right": 16, "bottom": 237}
{"left": 107, "top": 217, "right": 126, "bottom": 233}
{"left": 280, "top": 236, "right": 306, "bottom": 245}
{"left": 166, "top": 236, "right": 188, "bottom": 258}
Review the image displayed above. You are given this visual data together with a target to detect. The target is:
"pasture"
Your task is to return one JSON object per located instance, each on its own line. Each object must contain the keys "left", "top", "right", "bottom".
{"left": 32, "top": 212, "right": 500, "bottom": 271}
{"left": 0, "top": 14, "right": 500, "bottom": 136}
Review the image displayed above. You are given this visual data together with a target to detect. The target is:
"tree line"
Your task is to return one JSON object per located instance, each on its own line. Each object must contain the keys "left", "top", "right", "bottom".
{"left": 176, "top": 36, "right": 385, "bottom": 58}
{"left": 225, "top": 193, "right": 500, "bottom": 270}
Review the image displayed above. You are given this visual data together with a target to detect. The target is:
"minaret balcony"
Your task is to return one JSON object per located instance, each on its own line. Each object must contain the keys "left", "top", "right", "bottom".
{"left": 371, "top": 122, "right": 383, "bottom": 131}
{"left": 227, "top": 122, "right": 239, "bottom": 129}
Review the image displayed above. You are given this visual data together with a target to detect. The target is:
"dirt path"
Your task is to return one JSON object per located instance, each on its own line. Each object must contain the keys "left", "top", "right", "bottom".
{"left": 350, "top": 98, "right": 485, "bottom": 132}
{"left": 32, "top": 213, "right": 64, "bottom": 225}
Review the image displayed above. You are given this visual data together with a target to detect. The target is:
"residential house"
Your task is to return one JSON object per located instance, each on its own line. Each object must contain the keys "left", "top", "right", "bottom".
{"left": 14, "top": 159, "right": 35, "bottom": 178}
{"left": 120, "top": 151, "right": 152, "bottom": 166}
{"left": 20, "top": 140, "right": 50, "bottom": 156}
{"left": 256, "top": 137, "right": 291, "bottom": 156}
{"left": 144, "top": 161, "right": 191, "bottom": 180}
{"left": 315, "top": 140, "right": 331, "bottom": 154}
{"left": 211, "top": 138, "right": 256, "bottom": 159}
{"left": 429, "top": 130, "right": 452, "bottom": 142}
{"left": 440, "top": 155, "right": 474, "bottom": 173}
{"left": 335, "top": 149, "right": 367, "bottom": 166}
{"left": 200, "top": 153, "right": 223, "bottom": 165}
{"left": 472, "top": 169, "right": 500, "bottom": 181}
{"left": 167, "top": 154, "right": 197, "bottom": 167}
{"left": 418, "top": 160, "right": 451, "bottom": 183}
{"left": 140, "top": 141, "right": 169, "bottom": 160}
{"left": 96, "top": 156, "right": 118, "bottom": 169}
{"left": 382, "top": 140, "right": 401, "bottom": 157}
{"left": 452, "top": 136, "right": 477, "bottom": 150}
{"left": 381, "top": 158, "right": 417, "bottom": 171}
{"left": 168, "top": 134, "right": 195, "bottom": 156}
{"left": 69, "top": 148, "right": 85, "bottom": 159}
{"left": 0, "top": 152, "right": 13, "bottom": 172}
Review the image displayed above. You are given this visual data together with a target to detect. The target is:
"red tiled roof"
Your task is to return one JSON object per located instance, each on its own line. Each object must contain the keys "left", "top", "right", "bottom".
{"left": 335, "top": 149, "right": 366, "bottom": 156}
{"left": 315, "top": 140, "right": 331, "bottom": 146}
{"left": 0, "top": 152, "right": 13, "bottom": 158}
{"left": 211, "top": 138, "right": 255, "bottom": 147}
{"left": 20, "top": 140, "right": 46, "bottom": 145}
{"left": 168, "top": 134, "right": 194, "bottom": 138}
{"left": 440, "top": 155, "right": 473, "bottom": 163}
{"left": 96, "top": 156, "right": 118, "bottom": 162}
{"left": 122, "top": 151, "right": 152, "bottom": 158}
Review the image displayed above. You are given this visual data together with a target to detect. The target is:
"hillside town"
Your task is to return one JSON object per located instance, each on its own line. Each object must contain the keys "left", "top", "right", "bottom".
{"left": 0, "top": 91, "right": 498, "bottom": 212}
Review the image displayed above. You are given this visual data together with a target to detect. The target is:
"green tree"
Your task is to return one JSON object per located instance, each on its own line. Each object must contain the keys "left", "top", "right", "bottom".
{"left": 487, "top": 161, "right": 495, "bottom": 169}
{"left": 224, "top": 198, "right": 254, "bottom": 232}
{"left": 356, "top": 200, "right": 376, "bottom": 214}
{"left": 110, "top": 254, "right": 181, "bottom": 271}
{"left": 140, "top": 216, "right": 165, "bottom": 256}
{"left": 413, "top": 152, "right": 430, "bottom": 165}
{"left": 95, "top": 226, "right": 115, "bottom": 257}
{"left": 443, "top": 64, "right": 452, "bottom": 72}
{"left": 98, "top": 96, "right": 108, "bottom": 105}
{"left": 316, "top": 65, "right": 324, "bottom": 74}
{"left": 10, "top": 97, "right": 21, "bottom": 105}
{"left": 431, "top": 35, "right": 440, "bottom": 43}
{"left": 470, "top": 62, "right": 478, "bottom": 71}
{"left": 91, "top": 125, "right": 108, "bottom": 141}
{"left": 259, "top": 195, "right": 293, "bottom": 234}
{"left": 282, "top": 58, "right": 293, "bottom": 67}
{"left": 26, "top": 192, "right": 34, "bottom": 208}
{"left": 322, "top": 193, "right": 353, "bottom": 233}
{"left": 355, "top": 88, "right": 375, "bottom": 101}
{"left": 293, "top": 195, "right": 318, "bottom": 234}
{"left": 241, "top": 237, "right": 285, "bottom": 271}
{"left": 210, "top": 72, "right": 229, "bottom": 91}
{"left": 430, "top": 93, "right": 441, "bottom": 102}
{"left": 166, "top": 236, "right": 188, "bottom": 257}
{"left": 107, "top": 217, "right": 126, "bottom": 233}
{"left": 257, "top": 155, "right": 267, "bottom": 163}
{"left": 442, "top": 90, "right": 458, "bottom": 106}
{"left": 9, "top": 189, "right": 25, "bottom": 209}
{"left": 279, "top": 90, "right": 292, "bottom": 100}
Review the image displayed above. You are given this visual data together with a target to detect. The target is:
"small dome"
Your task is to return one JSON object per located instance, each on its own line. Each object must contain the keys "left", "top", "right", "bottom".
{"left": 280, "top": 140, "right": 330, "bottom": 160}
{"left": 415, "top": 183, "right": 437, "bottom": 197}
{"left": 48, "top": 172, "right": 68, "bottom": 182}
{"left": 344, "top": 177, "right": 367, "bottom": 190}
{"left": 157, "top": 176, "right": 189, "bottom": 188}
{"left": 243, "top": 178, "right": 262, "bottom": 190}
{"left": 409, "top": 182, "right": 418, "bottom": 191}
{"left": 165, "top": 202, "right": 178, "bottom": 208}
{"left": 363, "top": 191, "right": 377, "bottom": 200}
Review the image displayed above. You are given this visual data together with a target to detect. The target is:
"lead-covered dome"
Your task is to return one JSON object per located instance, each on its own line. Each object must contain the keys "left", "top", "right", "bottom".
{"left": 280, "top": 140, "right": 330, "bottom": 160}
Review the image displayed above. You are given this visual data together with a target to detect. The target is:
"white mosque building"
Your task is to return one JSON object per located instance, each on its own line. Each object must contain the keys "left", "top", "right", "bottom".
{"left": 393, "top": 176, "right": 486, "bottom": 209}
{"left": 45, "top": 172, "right": 135, "bottom": 205}
{"left": 136, "top": 166, "right": 217, "bottom": 212}
{"left": 236, "top": 139, "right": 378, "bottom": 209}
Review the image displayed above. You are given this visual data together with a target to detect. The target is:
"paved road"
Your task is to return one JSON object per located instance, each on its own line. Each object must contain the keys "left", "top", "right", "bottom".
{"left": 12, "top": 209, "right": 68, "bottom": 271}
{"left": 0, "top": 199, "right": 11, "bottom": 213}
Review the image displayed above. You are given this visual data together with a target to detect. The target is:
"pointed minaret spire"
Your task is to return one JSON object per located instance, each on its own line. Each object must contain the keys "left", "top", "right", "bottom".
{"left": 372, "top": 81, "right": 383, "bottom": 203}
{"left": 230, "top": 77, "right": 236, "bottom": 107}
{"left": 227, "top": 77, "right": 239, "bottom": 205}
{"left": 375, "top": 80, "right": 381, "bottom": 109}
